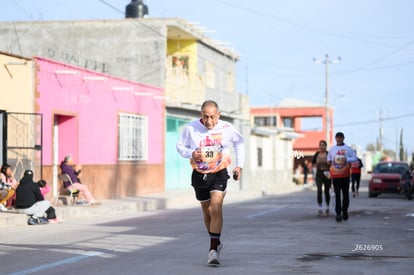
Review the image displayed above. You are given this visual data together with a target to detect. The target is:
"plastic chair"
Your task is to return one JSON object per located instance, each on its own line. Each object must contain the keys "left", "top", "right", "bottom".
{"left": 55, "top": 174, "right": 80, "bottom": 206}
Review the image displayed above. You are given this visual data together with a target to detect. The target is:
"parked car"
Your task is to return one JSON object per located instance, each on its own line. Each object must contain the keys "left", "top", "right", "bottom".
{"left": 368, "top": 161, "right": 412, "bottom": 198}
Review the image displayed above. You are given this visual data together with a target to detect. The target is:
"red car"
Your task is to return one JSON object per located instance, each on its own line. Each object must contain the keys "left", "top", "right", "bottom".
{"left": 368, "top": 161, "right": 412, "bottom": 198}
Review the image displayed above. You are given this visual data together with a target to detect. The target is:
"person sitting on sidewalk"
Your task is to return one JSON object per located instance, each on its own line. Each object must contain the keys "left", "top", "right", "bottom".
{"left": 60, "top": 155, "right": 100, "bottom": 206}
{"left": 15, "top": 170, "right": 50, "bottom": 225}
{"left": 1, "top": 164, "right": 18, "bottom": 209}
{"left": 0, "top": 179, "right": 14, "bottom": 211}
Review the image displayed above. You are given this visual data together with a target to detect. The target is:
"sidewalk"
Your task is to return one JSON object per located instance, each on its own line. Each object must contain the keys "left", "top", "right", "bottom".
{"left": 0, "top": 182, "right": 303, "bottom": 227}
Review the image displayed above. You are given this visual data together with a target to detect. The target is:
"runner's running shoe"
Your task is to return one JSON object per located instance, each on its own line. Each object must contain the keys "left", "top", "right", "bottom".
{"left": 207, "top": 250, "right": 220, "bottom": 266}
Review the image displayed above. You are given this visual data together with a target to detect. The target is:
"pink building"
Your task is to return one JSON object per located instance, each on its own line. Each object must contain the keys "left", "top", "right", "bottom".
{"left": 35, "top": 57, "right": 165, "bottom": 199}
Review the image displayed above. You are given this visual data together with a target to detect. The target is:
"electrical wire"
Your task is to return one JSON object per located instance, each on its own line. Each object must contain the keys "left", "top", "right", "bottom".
{"left": 210, "top": 0, "right": 414, "bottom": 74}
{"left": 336, "top": 112, "right": 414, "bottom": 128}
{"left": 211, "top": 0, "right": 414, "bottom": 51}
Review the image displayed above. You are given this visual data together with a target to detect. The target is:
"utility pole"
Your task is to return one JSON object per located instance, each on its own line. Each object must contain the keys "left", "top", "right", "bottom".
{"left": 379, "top": 109, "right": 383, "bottom": 154}
{"left": 313, "top": 54, "right": 341, "bottom": 148}
{"left": 395, "top": 127, "right": 399, "bottom": 161}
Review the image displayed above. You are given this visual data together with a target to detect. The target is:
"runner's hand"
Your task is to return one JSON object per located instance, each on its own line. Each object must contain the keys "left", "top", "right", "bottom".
{"left": 232, "top": 167, "right": 242, "bottom": 181}
{"left": 192, "top": 149, "right": 202, "bottom": 161}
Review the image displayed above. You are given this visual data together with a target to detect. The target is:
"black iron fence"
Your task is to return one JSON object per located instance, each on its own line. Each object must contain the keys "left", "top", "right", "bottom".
{"left": 1, "top": 111, "right": 43, "bottom": 181}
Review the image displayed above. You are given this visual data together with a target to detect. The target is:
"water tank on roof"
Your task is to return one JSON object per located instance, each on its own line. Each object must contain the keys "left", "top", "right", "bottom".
{"left": 125, "top": 0, "right": 149, "bottom": 18}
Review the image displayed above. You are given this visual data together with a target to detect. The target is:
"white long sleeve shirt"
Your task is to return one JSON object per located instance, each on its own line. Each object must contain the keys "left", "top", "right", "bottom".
{"left": 176, "top": 119, "right": 245, "bottom": 174}
{"left": 327, "top": 143, "right": 357, "bottom": 178}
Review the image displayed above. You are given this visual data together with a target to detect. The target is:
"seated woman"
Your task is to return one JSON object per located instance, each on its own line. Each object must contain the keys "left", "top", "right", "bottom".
{"left": 0, "top": 180, "right": 14, "bottom": 211}
{"left": 60, "top": 155, "right": 100, "bottom": 205}
{"left": 1, "top": 164, "right": 18, "bottom": 208}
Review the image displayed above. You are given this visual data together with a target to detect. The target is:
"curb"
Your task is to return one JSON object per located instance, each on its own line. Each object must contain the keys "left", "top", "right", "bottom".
{"left": 0, "top": 183, "right": 303, "bottom": 227}
{"left": 0, "top": 196, "right": 169, "bottom": 227}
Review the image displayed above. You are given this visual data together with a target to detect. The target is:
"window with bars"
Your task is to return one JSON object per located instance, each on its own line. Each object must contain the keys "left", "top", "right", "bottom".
{"left": 118, "top": 113, "right": 148, "bottom": 161}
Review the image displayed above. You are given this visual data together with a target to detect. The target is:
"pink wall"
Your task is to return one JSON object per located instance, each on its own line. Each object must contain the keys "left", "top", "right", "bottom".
{"left": 35, "top": 57, "right": 164, "bottom": 165}
{"left": 56, "top": 115, "right": 79, "bottom": 163}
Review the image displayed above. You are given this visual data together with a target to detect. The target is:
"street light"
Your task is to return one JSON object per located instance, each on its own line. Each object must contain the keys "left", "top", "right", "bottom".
{"left": 313, "top": 54, "right": 341, "bottom": 148}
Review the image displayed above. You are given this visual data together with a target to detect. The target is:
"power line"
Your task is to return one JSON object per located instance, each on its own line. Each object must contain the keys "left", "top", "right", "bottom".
{"left": 209, "top": 0, "right": 414, "bottom": 76}
{"left": 11, "top": 0, "right": 32, "bottom": 18}
{"left": 98, "top": 0, "right": 165, "bottom": 37}
{"left": 305, "top": 112, "right": 414, "bottom": 132}
{"left": 96, "top": 0, "right": 256, "bottom": 91}
{"left": 337, "top": 58, "right": 414, "bottom": 73}
{"left": 337, "top": 38, "right": 414, "bottom": 74}
{"left": 9, "top": 0, "right": 414, "bottom": 79}
{"left": 9, "top": 0, "right": 87, "bottom": 52}
{"left": 211, "top": 0, "right": 414, "bottom": 51}
{"left": 336, "top": 112, "right": 414, "bottom": 127}
{"left": 7, "top": 0, "right": 244, "bottom": 87}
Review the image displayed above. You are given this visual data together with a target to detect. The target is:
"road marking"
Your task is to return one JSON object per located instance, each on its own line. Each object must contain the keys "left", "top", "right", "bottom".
{"left": 6, "top": 251, "right": 103, "bottom": 275}
{"left": 77, "top": 234, "right": 175, "bottom": 253}
{"left": 246, "top": 205, "right": 287, "bottom": 219}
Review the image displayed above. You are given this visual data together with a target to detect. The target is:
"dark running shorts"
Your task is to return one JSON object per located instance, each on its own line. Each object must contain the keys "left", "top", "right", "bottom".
{"left": 191, "top": 169, "right": 230, "bottom": 201}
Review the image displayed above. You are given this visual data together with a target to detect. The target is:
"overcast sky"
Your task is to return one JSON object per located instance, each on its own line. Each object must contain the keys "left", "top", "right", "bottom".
{"left": 2, "top": 0, "right": 414, "bottom": 157}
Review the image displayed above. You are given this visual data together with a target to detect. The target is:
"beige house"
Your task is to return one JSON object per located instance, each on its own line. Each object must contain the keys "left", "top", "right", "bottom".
{"left": 0, "top": 52, "right": 41, "bottom": 179}
{"left": 0, "top": 52, "right": 34, "bottom": 112}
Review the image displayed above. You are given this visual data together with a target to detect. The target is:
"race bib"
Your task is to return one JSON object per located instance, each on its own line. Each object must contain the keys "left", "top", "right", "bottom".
{"left": 190, "top": 134, "right": 231, "bottom": 173}
{"left": 334, "top": 155, "right": 346, "bottom": 168}
{"left": 200, "top": 145, "right": 222, "bottom": 163}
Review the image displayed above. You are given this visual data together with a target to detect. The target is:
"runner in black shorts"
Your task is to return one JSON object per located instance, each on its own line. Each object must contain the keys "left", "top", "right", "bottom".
{"left": 176, "top": 100, "right": 245, "bottom": 266}
{"left": 192, "top": 169, "right": 229, "bottom": 201}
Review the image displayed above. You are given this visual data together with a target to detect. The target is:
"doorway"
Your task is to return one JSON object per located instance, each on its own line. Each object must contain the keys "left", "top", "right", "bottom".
{"left": 52, "top": 114, "right": 78, "bottom": 197}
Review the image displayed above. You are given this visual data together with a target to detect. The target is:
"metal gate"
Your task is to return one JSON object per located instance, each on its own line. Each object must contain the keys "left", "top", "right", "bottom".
{"left": 1, "top": 111, "right": 43, "bottom": 181}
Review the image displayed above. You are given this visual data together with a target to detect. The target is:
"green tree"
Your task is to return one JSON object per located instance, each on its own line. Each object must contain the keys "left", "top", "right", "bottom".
{"left": 366, "top": 143, "right": 376, "bottom": 152}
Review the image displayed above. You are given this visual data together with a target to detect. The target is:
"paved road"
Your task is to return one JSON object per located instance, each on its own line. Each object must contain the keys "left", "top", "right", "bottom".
{"left": 1, "top": 180, "right": 414, "bottom": 275}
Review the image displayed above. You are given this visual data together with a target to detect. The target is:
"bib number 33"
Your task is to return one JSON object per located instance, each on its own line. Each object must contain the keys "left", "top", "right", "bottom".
{"left": 201, "top": 146, "right": 222, "bottom": 162}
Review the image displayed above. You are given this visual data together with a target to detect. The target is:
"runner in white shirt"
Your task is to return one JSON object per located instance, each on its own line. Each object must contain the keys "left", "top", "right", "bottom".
{"left": 327, "top": 132, "right": 357, "bottom": 222}
{"left": 176, "top": 100, "right": 245, "bottom": 266}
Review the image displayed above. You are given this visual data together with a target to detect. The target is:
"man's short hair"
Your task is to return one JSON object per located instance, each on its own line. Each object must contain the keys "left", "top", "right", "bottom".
{"left": 335, "top": 132, "right": 345, "bottom": 138}
{"left": 201, "top": 100, "right": 219, "bottom": 111}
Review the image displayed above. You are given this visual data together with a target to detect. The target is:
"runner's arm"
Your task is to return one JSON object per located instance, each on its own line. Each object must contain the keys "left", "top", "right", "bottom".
{"left": 176, "top": 126, "right": 195, "bottom": 159}
{"left": 232, "top": 129, "right": 245, "bottom": 168}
